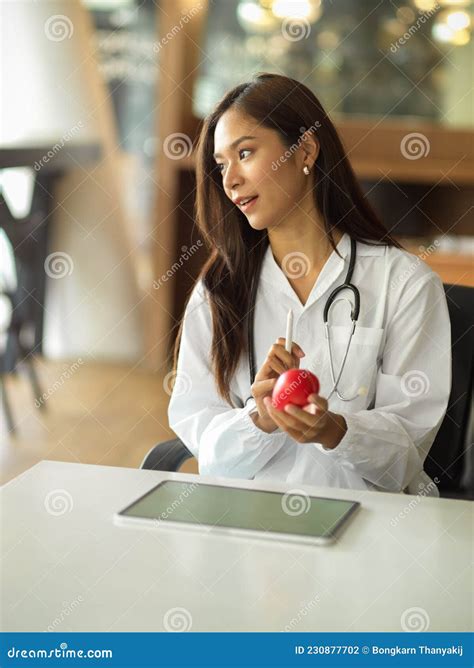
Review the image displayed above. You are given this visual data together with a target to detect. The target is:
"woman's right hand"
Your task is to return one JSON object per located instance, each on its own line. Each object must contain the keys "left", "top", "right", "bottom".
{"left": 250, "top": 337, "right": 305, "bottom": 433}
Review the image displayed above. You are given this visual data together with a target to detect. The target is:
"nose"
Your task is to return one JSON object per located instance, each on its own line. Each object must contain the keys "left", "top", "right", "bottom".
{"left": 222, "top": 161, "right": 243, "bottom": 194}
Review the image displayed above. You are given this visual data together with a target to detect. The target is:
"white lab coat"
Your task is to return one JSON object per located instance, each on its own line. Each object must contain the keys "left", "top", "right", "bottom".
{"left": 168, "top": 233, "right": 451, "bottom": 496}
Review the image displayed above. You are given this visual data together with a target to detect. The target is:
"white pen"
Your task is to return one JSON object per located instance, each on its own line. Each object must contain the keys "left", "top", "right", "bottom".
{"left": 285, "top": 308, "right": 293, "bottom": 354}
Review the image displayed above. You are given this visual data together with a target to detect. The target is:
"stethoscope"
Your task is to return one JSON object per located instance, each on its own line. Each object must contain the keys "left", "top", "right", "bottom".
{"left": 245, "top": 237, "right": 360, "bottom": 406}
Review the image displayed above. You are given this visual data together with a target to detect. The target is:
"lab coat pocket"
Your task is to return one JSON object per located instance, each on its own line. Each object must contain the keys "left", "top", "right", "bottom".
{"left": 322, "top": 325, "right": 385, "bottom": 413}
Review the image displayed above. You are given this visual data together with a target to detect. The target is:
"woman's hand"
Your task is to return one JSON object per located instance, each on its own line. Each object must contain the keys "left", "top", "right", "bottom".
{"left": 263, "top": 393, "right": 347, "bottom": 449}
{"left": 250, "top": 337, "right": 305, "bottom": 433}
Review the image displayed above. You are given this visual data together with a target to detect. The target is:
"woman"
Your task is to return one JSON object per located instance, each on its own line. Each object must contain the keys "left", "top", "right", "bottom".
{"left": 168, "top": 73, "right": 451, "bottom": 496}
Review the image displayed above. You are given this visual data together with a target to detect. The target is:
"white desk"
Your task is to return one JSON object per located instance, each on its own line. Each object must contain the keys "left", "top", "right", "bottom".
{"left": 1, "top": 461, "right": 472, "bottom": 632}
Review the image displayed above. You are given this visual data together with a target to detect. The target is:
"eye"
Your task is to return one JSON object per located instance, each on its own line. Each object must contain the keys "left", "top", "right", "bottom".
{"left": 239, "top": 148, "right": 252, "bottom": 159}
{"left": 214, "top": 148, "right": 253, "bottom": 175}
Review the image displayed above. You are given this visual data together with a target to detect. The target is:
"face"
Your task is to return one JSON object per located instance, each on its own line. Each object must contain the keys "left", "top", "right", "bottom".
{"left": 213, "top": 108, "right": 316, "bottom": 231}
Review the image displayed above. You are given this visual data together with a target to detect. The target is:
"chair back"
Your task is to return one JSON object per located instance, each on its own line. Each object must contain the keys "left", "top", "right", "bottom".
{"left": 425, "top": 284, "right": 473, "bottom": 498}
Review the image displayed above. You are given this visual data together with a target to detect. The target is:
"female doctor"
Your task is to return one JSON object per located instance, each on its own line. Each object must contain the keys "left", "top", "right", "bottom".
{"left": 167, "top": 73, "right": 451, "bottom": 496}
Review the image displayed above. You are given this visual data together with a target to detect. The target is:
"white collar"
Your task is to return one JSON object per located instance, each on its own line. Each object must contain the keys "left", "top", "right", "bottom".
{"left": 259, "top": 232, "right": 365, "bottom": 311}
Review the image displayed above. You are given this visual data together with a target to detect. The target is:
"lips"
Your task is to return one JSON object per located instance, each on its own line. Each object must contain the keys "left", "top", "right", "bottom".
{"left": 240, "top": 196, "right": 257, "bottom": 205}
{"left": 233, "top": 194, "right": 258, "bottom": 205}
{"left": 237, "top": 195, "right": 259, "bottom": 211}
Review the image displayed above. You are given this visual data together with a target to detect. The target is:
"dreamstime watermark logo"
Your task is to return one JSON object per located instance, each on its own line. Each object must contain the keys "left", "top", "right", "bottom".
{"left": 35, "top": 358, "right": 84, "bottom": 408}
{"left": 163, "top": 132, "right": 193, "bottom": 160}
{"left": 163, "top": 607, "right": 193, "bottom": 632}
{"left": 281, "top": 489, "right": 311, "bottom": 517}
{"left": 153, "top": 241, "right": 203, "bottom": 289}
{"left": 401, "top": 606, "right": 430, "bottom": 632}
{"left": 45, "top": 596, "right": 84, "bottom": 632}
{"left": 400, "top": 132, "right": 430, "bottom": 160}
{"left": 282, "top": 251, "right": 311, "bottom": 279}
{"left": 44, "top": 14, "right": 74, "bottom": 42}
{"left": 271, "top": 122, "right": 321, "bottom": 171}
{"left": 389, "top": 239, "right": 440, "bottom": 291}
{"left": 44, "top": 252, "right": 74, "bottom": 279}
{"left": 390, "top": 476, "right": 440, "bottom": 527}
{"left": 284, "top": 595, "right": 321, "bottom": 631}
{"left": 44, "top": 489, "right": 74, "bottom": 516}
{"left": 34, "top": 121, "right": 84, "bottom": 171}
{"left": 401, "top": 370, "right": 430, "bottom": 397}
{"left": 153, "top": 2, "right": 203, "bottom": 52}
{"left": 389, "top": 3, "right": 440, "bottom": 53}
{"left": 162, "top": 370, "right": 193, "bottom": 397}
{"left": 281, "top": 17, "right": 311, "bottom": 41}
{"left": 7, "top": 643, "right": 112, "bottom": 660}
{"left": 156, "top": 482, "right": 198, "bottom": 522}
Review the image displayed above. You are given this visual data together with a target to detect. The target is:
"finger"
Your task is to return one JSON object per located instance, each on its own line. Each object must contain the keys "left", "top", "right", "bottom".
{"left": 274, "top": 340, "right": 305, "bottom": 366}
{"left": 258, "top": 357, "right": 284, "bottom": 378}
{"left": 252, "top": 378, "right": 277, "bottom": 396}
{"left": 264, "top": 399, "right": 316, "bottom": 443}
{"left": 283, "top": 403, "right": 321, "bottom": 427}
{"left": 268, "top": 358, "right": 288, "bottom": 375}
{"left": 271, "top": 347, "right": 297, "bottom": 371}
{"left": 276, "top": 337, "right": 305, "bottom": 357}
{"left": 265, "top": 398, "right": 313, "bottom": 431}
{"left": 307, "top": 394, "right": 328, "bottom": 411}
{"left": 263, "top": 397, "right": 289, "bottom": 429}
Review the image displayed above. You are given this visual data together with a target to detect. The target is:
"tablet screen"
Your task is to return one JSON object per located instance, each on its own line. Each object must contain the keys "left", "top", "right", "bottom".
{"left": 118, "top": 481, "right": 359, "bottom": 539}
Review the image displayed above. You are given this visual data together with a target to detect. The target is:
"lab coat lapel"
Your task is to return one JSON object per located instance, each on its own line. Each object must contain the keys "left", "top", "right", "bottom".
{"left": 259, "top": 245, "right": 298, "bottom": 305}
{"left": 259, "top": 233, "right": 351, "bottom": 310}
{"left": 306, "top": 233, "right": 351, "bottom": 308}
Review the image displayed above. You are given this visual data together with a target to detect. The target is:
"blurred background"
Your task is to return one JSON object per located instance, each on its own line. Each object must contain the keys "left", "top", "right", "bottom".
{"left": 1, "top": 0, "right": 473, "bottom": 487}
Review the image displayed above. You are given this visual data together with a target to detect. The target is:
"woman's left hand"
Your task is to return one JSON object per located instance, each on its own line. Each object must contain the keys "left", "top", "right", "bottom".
{"left": 263, "top": 394, "right": 347, "bottom": 450}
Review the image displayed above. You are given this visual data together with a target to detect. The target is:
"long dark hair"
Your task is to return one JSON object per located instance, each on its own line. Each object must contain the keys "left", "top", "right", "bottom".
{"left": 172, "top": 72, "right": 402, "bottom": 406}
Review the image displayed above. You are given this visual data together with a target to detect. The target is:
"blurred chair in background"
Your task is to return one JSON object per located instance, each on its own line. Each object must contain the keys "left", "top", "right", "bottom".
{"left": 0, "top": 186, "right": 46, "bottom": 433}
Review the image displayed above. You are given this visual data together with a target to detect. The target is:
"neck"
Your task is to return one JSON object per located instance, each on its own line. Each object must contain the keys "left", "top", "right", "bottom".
{"left": 268, "top": 204, "right": 343, "bottom": 273}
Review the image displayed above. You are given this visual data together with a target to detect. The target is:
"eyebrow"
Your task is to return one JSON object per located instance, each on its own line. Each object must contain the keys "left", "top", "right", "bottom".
{"left": 213, "top": 135, "right": 257, "bottom": 159}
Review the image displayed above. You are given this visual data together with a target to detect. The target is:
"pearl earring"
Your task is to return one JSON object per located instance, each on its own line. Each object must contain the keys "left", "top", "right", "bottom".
{"left": 303, "top": 166, "right": 310, "bottom": 175}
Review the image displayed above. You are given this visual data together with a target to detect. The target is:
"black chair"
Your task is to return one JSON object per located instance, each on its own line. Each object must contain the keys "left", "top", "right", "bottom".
{"left": 424, "top": 284, "right": 473, "bottom": 499}
{"left": 142, "top": 284, "right": 473, "bottom": 499}
{"left": 0, "top": 288, "right": 46, "bottom": 433}
{"left": 140, "top": 437, "right": 193, "bottom": 472}
{"left": 1, "top": 195, "right": 47, "bottom": 432}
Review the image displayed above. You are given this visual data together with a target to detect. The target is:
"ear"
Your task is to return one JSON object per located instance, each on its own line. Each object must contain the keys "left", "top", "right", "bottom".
{"left": 299, "top": 130, "right": 320, "bottom": 169}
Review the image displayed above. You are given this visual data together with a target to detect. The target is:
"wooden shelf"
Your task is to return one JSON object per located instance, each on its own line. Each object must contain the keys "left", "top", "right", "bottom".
{"left": 176, "top": 118, "right": 474, "bottom": 186}
{"left": 0, "top": 143, "right": 102, "bottom": 171}
{"left": 404, "top": 246, "right": 474, "bottom": 287}
{"left": 336, "top": 118, "right": 474, "bottom": 186}
{"left": 348, "top": 159, "right": 474, "bottom": 186}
